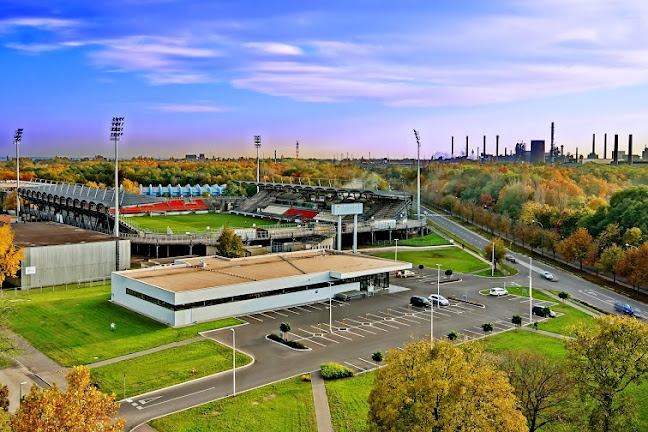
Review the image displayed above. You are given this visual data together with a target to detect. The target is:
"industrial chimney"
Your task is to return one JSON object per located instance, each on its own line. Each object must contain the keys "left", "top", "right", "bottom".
{"left": 603, "top": 133, "right": 607, "bottom": 160}
{"left": 451, "top": 136, "right": 454, "bottom": 158}
{"left": 614, "top": 134, "right": 619, "bottom": 165}
{"left": 550, "top": 122, "right": 555, "bottom": 163}
{"left": 628, "top": 134, "right": 633, "bottom": 165}
{"left": 496, "top": 135, "right": 499, "bottom": 161}
{"left": 465, "top": 136, "right": 469, "bottom": 159}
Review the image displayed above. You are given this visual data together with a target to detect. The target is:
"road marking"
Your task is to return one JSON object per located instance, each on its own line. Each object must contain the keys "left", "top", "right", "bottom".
{"left": 358, "top": 357, "right": 379, "bottom": 367}
{"left": 146, "top": 387, "right": 215, "bottom": 409}
{"left": 352, "top": 326, "right": 377, "bottom": 335}
{"left": 318, "top": 335, "right": 340, "bottom": 344}
{"left": 363, "top": 321, "right": 389, "bottom": 332}
{"left": 301, "top": 338, "right": 326, "bottom": 347}
{"left": 284, "top": 308, "right": 300, "bottom": 315}
{"left": 244, "top": 315, "right": 263, "bottom": 322}
{"left": 138, "top": 396, "right": 163, "bottom": 405}
{"left": 126, "top": 399, "right": 133, "bottom": 403}
{"left": 462, "top": 329, "right": 483, "bottom": 336}
{"left": 294, "top": 306, "right": 311, "bottom": 312}
{"left": 373, "top": 321, "right": 399, "bottom": 329}
{"left": 270, "top": 310, "right": 289, "bottom": 317}
{"left": 258, "top": 313, "right": 276, "bottom": 319}
{"left": 344, "top": 361, "right": 366, "bottom": 371}
{"left": 304, "top": 304, "right": 323, "bottom": 310}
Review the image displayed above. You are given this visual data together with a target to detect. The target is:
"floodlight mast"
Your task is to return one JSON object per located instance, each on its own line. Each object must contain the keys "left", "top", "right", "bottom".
{"left": 110, "top": 117, "right": 124, "bottom": 238}
{"left": 254, "top": 135, "right": 261, "bottom": 192}
{"left": 14, "top": 128, "right": 23, "bottom": 221}
{"left": 413, "top": 129, "right": 421, "bottom": 232}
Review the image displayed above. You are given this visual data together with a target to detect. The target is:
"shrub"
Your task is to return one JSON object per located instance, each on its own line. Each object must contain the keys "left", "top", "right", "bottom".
{"left": 300, "top": 374, "right": 311, "bottom": 382}
{"left": 482, "top": 322, "right": 494, "bottom": 332}
{"left": 279, "top": 322, "right": 291, "bottom": 339}
{"left": 372, "top": 351, "right": 384, "bottom": 363}
{"left": 511, "top": 315, "right": 523, "bottom": 326}
{"left": 447, "top": 331, "right": 459, "bottom": 341}
{"left": 558, "top": 291, "right": 570, "bottom": 302}
{"left": 445, "top": 269, "right": 453, "bottom": 276}
{"left": 320, "top": 362, "right": 354, "bottom": 380}
{"left": 268, "top": 333, "right": 307, "bottom": 350}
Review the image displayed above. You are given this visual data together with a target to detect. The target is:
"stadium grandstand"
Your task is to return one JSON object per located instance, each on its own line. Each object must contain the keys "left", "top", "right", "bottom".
{"left": 140, "top": 183, "right": 227, "bottom": 197}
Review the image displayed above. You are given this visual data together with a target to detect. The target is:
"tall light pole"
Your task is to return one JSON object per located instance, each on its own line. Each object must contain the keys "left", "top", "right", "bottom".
{"left": 231, "top": 328, "right": 236, "bottom": 396}
{"left": 533, "top": 220, "right": 544, "bottom": 257}
{"left": 394, "top": 239, "right": 399, "bottom": 261}
{"left": 491, "top": 241, "right": 495, "bottom": 276}
{"left": 20, "top": 381, "right": 27, "bottom": 403}
{"left": 254, "top": 135, "right": 261, "bottom": 192}
{"left": 327, "top": 282, "right": 334, "bottom": 333}
{"left": 413, "top": 130, "right": 421, "bottom": 233}
{"left": 436, "top": 264, "right": 441, "bottom": 310}
{"left": 529, "top": 257, "right": 533, "bottom": 325}
{"left": 14, "top": 128, "right": 23, "bottom": 221}
{"left": 430, "top": 294, "right": 434, "bottom": 344}
{"left": 111, "top": 117, "right": 124, "bottom": 238}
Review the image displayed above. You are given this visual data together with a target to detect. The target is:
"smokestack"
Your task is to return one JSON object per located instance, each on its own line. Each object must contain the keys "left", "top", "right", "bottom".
{"left": 451, "top": 136, "right": 454, "bottom": 158}
{"left": 496, "top": 135, "right": 499, "bottom": 161}
{"left": 604, "top": 133, "right": 607, "bottom": 159}
{"left": 628, "top": 134, "right": 633, "bottom": 165}
{"left": 466, "top": 136, "right": 469, "bottom": 159}
{"left": 274, "top": 150, "right": 277, "bottom": 163}
{"left": 483, "top": 135, "right": 486, "bottom": 159}
{"left": 477, "top": 146, "right": 480, "bottom": 162}
{"left": 504, "top": 146, "right": 507, "bottom": 157}
{"left": 592, "top": 134, "right": 596, "bottom": 155}
{"left": 576, "top": 147, "right": 579, "bottom": 162}
{"left": 614, "top": 134, "right": 619, "bottom": 165}
{"left": 550, "top": 122, "right": 555, "bottom": 163}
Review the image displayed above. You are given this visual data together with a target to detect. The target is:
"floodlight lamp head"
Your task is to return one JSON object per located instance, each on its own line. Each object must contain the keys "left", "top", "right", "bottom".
{"left": 14, "top": 128, "right": 23, "bottom": 143}
{"left": 254, "top": 135, "right": 261, "bottom": 148}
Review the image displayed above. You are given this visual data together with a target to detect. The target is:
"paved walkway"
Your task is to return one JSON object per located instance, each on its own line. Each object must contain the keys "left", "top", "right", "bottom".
{"left": 521, "top": 326, "right": 575, "bottom": 340}
{"left": 8, "top": 332, "right": 69, "bottom": 389}
{"left": 88, "top": 337, "right": 203, "bottom": 368}
{"left": 310, "top": 372, "right": 334, "bottom": 432}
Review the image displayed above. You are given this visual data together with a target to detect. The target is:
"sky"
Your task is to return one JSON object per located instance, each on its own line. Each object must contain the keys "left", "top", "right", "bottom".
{"left": 1, "top": 0, "right": 648, "bottom": 159}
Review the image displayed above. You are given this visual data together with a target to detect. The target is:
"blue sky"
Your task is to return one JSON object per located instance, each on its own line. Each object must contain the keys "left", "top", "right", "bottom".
{"left": 1, "top": 0, "right": 647, "bottom": 159}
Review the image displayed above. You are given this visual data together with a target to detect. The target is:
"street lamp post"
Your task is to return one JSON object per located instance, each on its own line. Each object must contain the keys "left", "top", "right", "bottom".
{"left": 430, "top": 295, "right": 434, "bottom": 344}
{"left": 491, "top": 241, "right": 495, "bottom": 276}
{"left": 533, "top": 220, "right": 544, "bottom": 257}
{"left": 254, "top": 135, "right": 261, "bottom": 193}
{"left": 436, "top": 264, "right": 441, "bottom": 310}
{"left": 394, "top": 239, "right": 399, "bottom": 261}
{"left": 111, "top": 117, "right": 124, "bottom": 238}
{"left": 20, "top": 381, "right": 27, "bottom": 403}
{"left": 14, "top": 128, "right": 23, "bottom": 221}
{"left": 327, "top": 282, "right": 334, "bottom": 333}
{"left": 529, "top": 257, "right": 533, "bottom": 325}
{"left": 231, "top": 328, "right": 236, "bottom": 396}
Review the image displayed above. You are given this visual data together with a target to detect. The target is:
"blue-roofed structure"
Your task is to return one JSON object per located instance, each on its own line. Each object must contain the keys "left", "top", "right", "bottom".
{"left": 140, "top": 183, "right": 227, "bottom": 197}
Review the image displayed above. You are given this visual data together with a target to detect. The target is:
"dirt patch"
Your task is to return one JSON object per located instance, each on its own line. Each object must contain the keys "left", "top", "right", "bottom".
{"left": 263, "top": 394, "right": 277, "bottom": 402}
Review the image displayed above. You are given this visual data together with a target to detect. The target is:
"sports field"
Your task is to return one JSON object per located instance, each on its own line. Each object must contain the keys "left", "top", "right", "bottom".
{"left": 8, "top": 284, "right": 242, "bottom": 366}
{"left": 126, "top": 213, "right": 279, "bottom": 232}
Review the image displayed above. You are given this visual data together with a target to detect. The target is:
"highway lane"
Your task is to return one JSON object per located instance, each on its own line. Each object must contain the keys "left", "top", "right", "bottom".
{"left": 122, "top": 272, "right": 540, "bottom": 430}
{"left": 422, "top": 205, "right": 646, "bottom": 315}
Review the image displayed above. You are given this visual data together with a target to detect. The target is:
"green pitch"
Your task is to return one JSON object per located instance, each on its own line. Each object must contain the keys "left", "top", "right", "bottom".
{"left": 126, "top": 213, "right": 277, "bottom": 232}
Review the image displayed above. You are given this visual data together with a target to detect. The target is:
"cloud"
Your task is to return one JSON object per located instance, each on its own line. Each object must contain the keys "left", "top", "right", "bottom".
{"left": 0, "top": 17, "right": 79, "bottom": 31}
{"left": 151, "top": 104, "right": 229, "bottom": 112}
{"left": 244, "top": 42, "right": 303, "bottom": 56}
{"left": 5, "top": 42, "right": 65, "bottom": 53}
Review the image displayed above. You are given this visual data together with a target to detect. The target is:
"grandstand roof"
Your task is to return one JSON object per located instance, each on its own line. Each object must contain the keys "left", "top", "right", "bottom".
{"left": 239, "top": 181, "right": 412, "bottom": 200}
{"left": 119, "top": 250, "right": 409, "bottom": 293}
{"left": 8, "top": 221, "right": 117, "bottom": 247}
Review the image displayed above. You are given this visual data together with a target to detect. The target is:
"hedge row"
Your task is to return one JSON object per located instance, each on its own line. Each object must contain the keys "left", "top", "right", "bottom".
{"left": 320, "top": 362, "right": 354, "bottom": 380}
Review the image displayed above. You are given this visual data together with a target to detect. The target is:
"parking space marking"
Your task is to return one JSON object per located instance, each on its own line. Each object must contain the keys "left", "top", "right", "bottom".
{"left": 243, "top": 314, "right": 263, "bottom": 322}
{"left": 361, "top": 321, "right": 389, "bottom": 332}
{"left": 353, "top": 326, "right": 377, "bottom": 335}
{"left": 462, "top": 329, "right": 483, "bottom": 336}
{"left": 258, "top": 312, "right": 276, "bottom": 319}
{"left": 358, "top": 357, "right": 379, "bottom": 368}
{"left": 304, "top": 304, "right": 323, "bottom": 311}
{"left": 284, "top": 308, "right": 301, "bottom": 315}
{"left": 328, "top": 332, "right": 353, "bottom": 341}
{"left": 294, "top": 306, "right": 311, "bottom": 312}
{"left": 318, "top": 335, "right": 340, "bottom": 344}
{"left": 294, "top": 328, "right": 316, "bottom": 337}
{"left": 372, "top": 320, "right": 400, "bottom": 330}
{"left": 344, "top": 361, "right": 366, "bottom": 371}
{"left": 270, "top": 310, "right": 289, "bottom": 317}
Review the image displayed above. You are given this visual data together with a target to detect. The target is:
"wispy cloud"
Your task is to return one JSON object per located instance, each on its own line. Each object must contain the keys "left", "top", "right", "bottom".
{"left": 151, "top": 104, "right": 228, "bottom": 112}
{"left": 244, "top": 42, "right": 303, "bottom": 56}
{"left": 0, "top": 17, "right": 79, "bottom": 31}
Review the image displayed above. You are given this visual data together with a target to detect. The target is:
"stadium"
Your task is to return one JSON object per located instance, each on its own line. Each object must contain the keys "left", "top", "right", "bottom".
{"left": 16, "top": 177, "right": 427, "bottom": 259}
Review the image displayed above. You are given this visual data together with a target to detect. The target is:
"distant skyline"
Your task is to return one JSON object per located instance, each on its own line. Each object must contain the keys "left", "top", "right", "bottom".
{"left": 1, "top": 0, "right": 648, "bottom": 159}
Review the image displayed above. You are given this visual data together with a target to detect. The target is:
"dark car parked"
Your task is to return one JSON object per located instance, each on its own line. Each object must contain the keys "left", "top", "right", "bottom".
{"left": 410, "top": 296, "right": 431, "bottom": 308}
{"left": 532, "top": 305, "right": 557, "bottom": 318}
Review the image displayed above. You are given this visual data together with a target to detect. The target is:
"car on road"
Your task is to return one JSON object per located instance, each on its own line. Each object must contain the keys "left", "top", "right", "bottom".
{"left": 410, "top": 296, "right": 431, "bottom": 308}
{"left": 489, "top": 287, "right": 508, "bottom": 296}
{"left": 334, "top": 291, "right": 368, "bottom": 302}
{"left": 505, "top": 255, "right": 517, "bottom": 263}
{"left": 614, "top": 301, "right": 636, "bottom": 316}
{"left": 428, "top": 294, "right": 449, "bottom": 306}
{"left": 532, "top": 305, "right": 557, "bottom": 318}
{"left": 396, "top": 270, "right": 416, "bottom": 278}
{"left": 540, "top": 271, "right": 554, "bottom": 281}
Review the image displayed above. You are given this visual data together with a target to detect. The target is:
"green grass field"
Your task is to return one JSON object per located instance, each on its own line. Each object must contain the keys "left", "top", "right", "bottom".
{"left": 398, "top": 231, "right": 450, "bottom": 247}
{"left": 91, "top": 340, "right": 251, "bottom": 397}
{"left": 374, "top": 247, "right": 489, "bottom": 273}
{"left": 326, "top": 372, "right": 374, "bottom": 432}
{"left": 126, "top": 212, "right": 280, "bottom": 232}
{"left": 481, "top": 329, "right": 568, "bottom": 360}
{"left": 150, "top": 376, "right": 317, "bottom": 432}
{"left": 8, "top": 284, "right": 242, "bottom": 366}
{"left": 475, "top": 268, "right": 505, "bottom": 277}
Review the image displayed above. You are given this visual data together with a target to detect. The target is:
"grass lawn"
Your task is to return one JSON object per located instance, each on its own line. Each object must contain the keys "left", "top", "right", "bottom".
{"left": 126, "top": 212, "right": 281, "bottom": 232}
{"left": 373, "top": 248, "right": 489, "bottom": 273}
{"left": 8, "top": 284, "right": 242, "bottom": 366}
{"left": 91, "top": 340, "right": 251, "bottom": 397}
{"left": 475, "top": 268, "right": 505, "bottom": 277}
{"left": 532, "top": 301, "right": 596, "bottom": 337}
{"left": 150, "top": 376, "right": 317, "bottom": 432}
{"left": 398, "top": 231, "right": 449, "bottom": 247}
{"left": 481, "top": 329, "right": 568, "bottom": 360}
{"left": 326, "top": 372, "right": 374, "bottom": 432}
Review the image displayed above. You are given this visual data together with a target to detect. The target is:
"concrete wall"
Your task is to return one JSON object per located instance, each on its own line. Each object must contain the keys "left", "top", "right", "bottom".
{"left": 111, "top": 272, "right": 176, "bottom": 325}
{"left": 20, "top": 240, "right": 130, "bottom": 289}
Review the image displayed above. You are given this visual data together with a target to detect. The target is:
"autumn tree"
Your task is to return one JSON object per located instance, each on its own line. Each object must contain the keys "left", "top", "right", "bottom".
{"left": 12, "top": 366, "right": 125, "bottom": 431}
{"left": 0, "top": 224, "right": 22, "bottom": 286}
{"left": 500, "top": 352, "right": 575, "bottom": 432}
{"left": 615, "top": 243, "right": 648, "bottom": 289}
{"left": 1, "top": 191, "right": 22, "bottom": 212}
{"left": 597, "top": 223, "right": 622, "bottom": 252}
{"left": 216, "top": 226, "right": 245, "bottom": 258}
{"left": 367, "top": 339, "right": 528, "bottom": 432}
{"left": 558, "top": 227, "right": 594, "bottom": 270}
{"left": 121, "top": 179, "right": 140, "bottom": 194}
{"left": 567, "top": 315, "right": 648, "bottom": 432}
{"left": 595, "top": 245, "right": 626, "bottom": 282}
{"left": 484, "top": 238, "right": 507, "bottom": 271}
{"left": 622, "top": 227, "right": 642, "bottom": 248}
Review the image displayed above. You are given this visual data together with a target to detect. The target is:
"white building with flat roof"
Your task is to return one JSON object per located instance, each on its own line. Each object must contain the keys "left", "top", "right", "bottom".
{"left": 111, "top": 250, "right": 411, "bottom": 327}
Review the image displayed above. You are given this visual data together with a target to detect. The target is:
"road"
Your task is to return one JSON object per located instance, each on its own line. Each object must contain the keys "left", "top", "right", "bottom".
{"left": 422, "top": 205, "right": 647, "bottom": 315}
{"left": 122, "top": 270, "right": 552, "bottom": 430}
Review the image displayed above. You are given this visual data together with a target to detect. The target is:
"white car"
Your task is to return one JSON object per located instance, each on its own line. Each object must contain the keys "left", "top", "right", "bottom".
{"left": 396, "top": 270, "right": 416, "bottom": 278}
{"left": 428, "top": 294, "right": 449, "bottom": 306}
{"left": 541, "top": 271, "right": 554, "bottom": 281}
{"left": 489, "top": 287, "right": 508, "bottom": 296}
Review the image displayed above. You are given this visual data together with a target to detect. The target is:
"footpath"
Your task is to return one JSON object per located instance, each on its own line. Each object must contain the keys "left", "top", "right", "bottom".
{"left": 310, "top": 372, "right": 334, "bottom": 432}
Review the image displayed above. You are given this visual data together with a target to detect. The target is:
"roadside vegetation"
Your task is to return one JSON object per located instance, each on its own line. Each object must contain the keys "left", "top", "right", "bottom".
{"left": 373, "top": 247, "right": 489, "bottom": 273}
{"left": 7, "top": 284, "right": 241, "bottom": 366}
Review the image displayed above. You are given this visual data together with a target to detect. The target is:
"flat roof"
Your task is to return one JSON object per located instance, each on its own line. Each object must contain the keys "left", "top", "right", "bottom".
{"left": 119, "top": 250, "right": 408, "bottom": 293}
{"left": 8, "top": 222, "right": 117, "bottom": 247}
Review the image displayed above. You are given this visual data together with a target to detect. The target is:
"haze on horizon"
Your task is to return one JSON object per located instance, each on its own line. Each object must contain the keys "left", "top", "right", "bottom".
{"left": 1, "top": 0, "right": 648, "bottom": 159}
